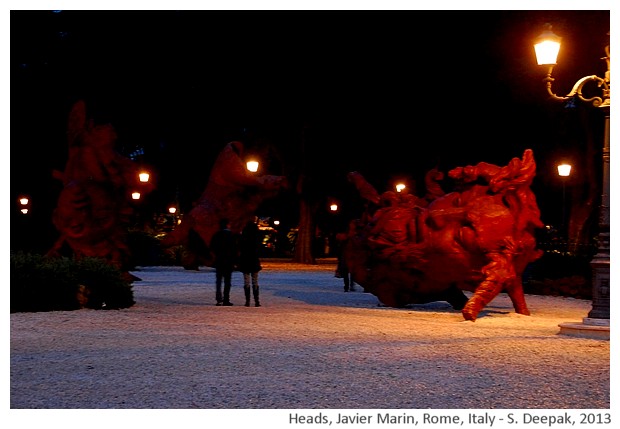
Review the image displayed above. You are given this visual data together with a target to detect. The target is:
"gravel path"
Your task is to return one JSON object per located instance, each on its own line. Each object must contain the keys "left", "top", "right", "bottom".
{"left": 10, "top": 262, "right": 610, "bottom": 411}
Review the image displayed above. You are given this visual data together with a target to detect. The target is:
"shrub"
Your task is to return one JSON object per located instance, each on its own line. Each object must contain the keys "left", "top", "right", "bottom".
{"left": 522, "top": 249, "right": 593, "bottom": 299}
{"left": 10, "top": 252, "right": 135, "bottom": 313}
{"left": 126, "top": 229, "right": 165, "bottom": 267}
{"left": 126, "top": 229, "right": 185, "bottom": 266}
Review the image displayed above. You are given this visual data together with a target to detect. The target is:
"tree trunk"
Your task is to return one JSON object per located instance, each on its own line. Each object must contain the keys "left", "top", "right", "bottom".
{"left": 293, "top": 196, "right": 317, "bottom": 264}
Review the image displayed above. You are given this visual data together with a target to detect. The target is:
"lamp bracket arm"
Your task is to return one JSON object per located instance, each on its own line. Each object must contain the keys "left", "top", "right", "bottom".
{"left": 565, "top": 75, "right": 607, "bottom": 107}
{"left": 543, "top": 73, "right": 568, "bottom": 102}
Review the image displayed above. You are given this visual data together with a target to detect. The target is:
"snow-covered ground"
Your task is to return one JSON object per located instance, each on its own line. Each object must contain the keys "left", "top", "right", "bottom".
{"left": 10, "top": 261, "right": 610, "bottom": 412}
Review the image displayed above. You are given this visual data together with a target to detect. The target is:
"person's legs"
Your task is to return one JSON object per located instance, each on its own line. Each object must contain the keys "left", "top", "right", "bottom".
{"left": 223, "top": 270, "right": 233, "bottom": 305}
{"left": 243, "top": 273, "right": 251, "bottom": 306}
{"left": 251, "top": 272, "right": 260, "bottom": 307}
{"left": 215, "top": 269, "right": 223, "bottom": 305}
{"left": 348, "top": 273, "right": 355, "bottom": 291}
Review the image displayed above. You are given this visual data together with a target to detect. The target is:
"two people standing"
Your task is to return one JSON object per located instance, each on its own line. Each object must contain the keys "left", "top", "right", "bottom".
{"left": 209, "top": 217, "right": 262, "bottom": 307}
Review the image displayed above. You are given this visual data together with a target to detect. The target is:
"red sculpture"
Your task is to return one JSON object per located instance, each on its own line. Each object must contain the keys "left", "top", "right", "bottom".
{"left": 161, "top": 140, "right": 288, "bottom": 269}
{"left": 47, "top": 101, "right": 153, "bottom": 274}
{"left": 344, "top": 149, "right": 544, "bottom": 321}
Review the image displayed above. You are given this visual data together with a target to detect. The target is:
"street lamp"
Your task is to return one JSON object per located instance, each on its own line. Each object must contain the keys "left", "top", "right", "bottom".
{"left": 246, "top": 160, "right": 259, "bottom": 173}
{"left": 534, "top": 24, "right": 610, "bottom": 338}
{"left": 18, "top": 195, "right": 30, "bottom": 214}
{"left": 395, "top": 183, "right": 406, "bottom": 193}
{"left": 138, "top": 172, "right": 150, "bottom": 183}
{"left": 557, "top": 163, "right": 572, "bottom": 238}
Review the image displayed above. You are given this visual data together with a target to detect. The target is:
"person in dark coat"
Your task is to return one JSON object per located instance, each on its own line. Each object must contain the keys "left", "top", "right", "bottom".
{"left": 335, "top": 231, "right": 356, "bottom": 292}
{"left": 239, "top": 218, "right": 262, "bottom": 307}
{"left": 210, "top": 218, "right": 237, "bottom": 306}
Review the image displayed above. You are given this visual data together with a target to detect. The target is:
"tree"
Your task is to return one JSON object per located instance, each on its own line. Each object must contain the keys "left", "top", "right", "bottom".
{"left": 293, "top": 124, "right": 318, "bottom": 264}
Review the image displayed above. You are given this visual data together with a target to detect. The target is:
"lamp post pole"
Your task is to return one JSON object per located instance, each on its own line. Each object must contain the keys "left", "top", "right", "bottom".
{"left": 588, "top": 104, "right": 610, "bottom": 321}
{"left": 534, "top": 24, "right": 610, "bottom": 338}
{"left": 557, "top": 163, "right": 572, "bottom": 239}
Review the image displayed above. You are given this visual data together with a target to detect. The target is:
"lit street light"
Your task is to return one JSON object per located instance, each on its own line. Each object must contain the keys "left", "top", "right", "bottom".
{"left": 246, "top": 160, "right": 259, "bottom": 173}
{"left": 534, "top": 23, "right": 610, "bottom": 338}
{"left": 557, "top": 163, "right": 572, "bottom": 177}
{"left": 395, "top": 183, "right": 406, "bottom": 193}
{"left": 139, "top": 172, "right": 150, "bottom": 183}
{"left": 18, "top": 195, "right": 30, "bottom": 214}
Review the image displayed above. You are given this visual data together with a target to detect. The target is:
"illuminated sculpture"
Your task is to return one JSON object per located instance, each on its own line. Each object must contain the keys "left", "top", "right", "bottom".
{"left": 47, "top": 100, "right": 153, "bottom": 275}
{"left": 344, "top": 149, "right": 544, "bottom": 321}
{"left": 161, "top": 140, "right": 288, "bottom": 269}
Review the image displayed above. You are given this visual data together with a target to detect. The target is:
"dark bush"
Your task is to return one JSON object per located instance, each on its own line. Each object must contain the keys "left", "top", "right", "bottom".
{"left": 523, "top": 249, "right": 594, "bottom": 299}
{"left": 126, "top": 229, "right": 185, "bottom": 266}
{"left": 10, "top": 252, "right": 135, "bottom": 313}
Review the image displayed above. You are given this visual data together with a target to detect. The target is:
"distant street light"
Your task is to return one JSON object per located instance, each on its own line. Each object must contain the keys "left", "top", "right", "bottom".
{"left": 131, "top": 192, "right": 141, "bottom": 200}
{"left": 18, "top": 195, "right": 30, "bottom": 214}
{"left": 557, "top": 163, "right": 572, "bottom": 237}
{"left": 557, "top": 163, "right": 572, "bottom": 177}
{"left": 246, "top": 160, "right": 259, "bottom": 172}
{"left": 139, "top": 172, "right": 150, "bottom": 183}
{"left": 395, "top": 183, "right": 406, "bottom": 193}
{"left": 168, "top": 207, "right": 177, "bottom": 214}
{"left": 534, "top": 23, "right": 610, "bottom": 337}
{"left": 330, "top": 203, "right": 338, "bottom": 212}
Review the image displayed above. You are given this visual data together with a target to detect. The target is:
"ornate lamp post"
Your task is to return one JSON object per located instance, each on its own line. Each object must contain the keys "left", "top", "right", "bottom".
{"left": 557, "top": 163, "right": 572, "bottom": 238}
{"left": 534, "top": 24, "right": 610, "bottom": 339}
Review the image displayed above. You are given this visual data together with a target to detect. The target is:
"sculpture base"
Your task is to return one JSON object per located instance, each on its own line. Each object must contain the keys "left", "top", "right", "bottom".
{"left": 558, "top": 318, "right": 610, "bottom": 340}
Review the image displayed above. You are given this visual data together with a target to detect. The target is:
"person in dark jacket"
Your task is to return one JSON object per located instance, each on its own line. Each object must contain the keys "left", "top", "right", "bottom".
{"left": 335, "top": 231, "right": 356, "bottom": 292}
{"left": 239, "top": 218, "right": 262, "bottom": 307}
{"left": 210, "top": 218, "right": 237, "bottom": 306}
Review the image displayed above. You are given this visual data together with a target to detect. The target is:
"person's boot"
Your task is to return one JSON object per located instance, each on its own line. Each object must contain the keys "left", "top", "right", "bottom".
{"left": 223, "top": 282, "right": 233, "bottom": 306}
{"left": 253, "top": 285, "right": 261, "bottom": 307}
{"left": 244, "top": 285, "right": 251, "bottom": 307}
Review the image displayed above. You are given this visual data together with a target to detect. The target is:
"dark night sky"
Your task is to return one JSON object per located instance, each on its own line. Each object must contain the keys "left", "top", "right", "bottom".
{"left": 9, "top": 9, "right": 612, "bottom": 248}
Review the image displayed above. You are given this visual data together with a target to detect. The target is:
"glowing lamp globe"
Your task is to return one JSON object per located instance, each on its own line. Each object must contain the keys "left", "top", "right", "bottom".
{"left": 534, "top": 24, "right": 562, "bottom": 66}
{"left": 557, "top": 164, "right": 572, "bottom": 177}
{"left": 246, "top": 161, "right": 259, "bottom": 172}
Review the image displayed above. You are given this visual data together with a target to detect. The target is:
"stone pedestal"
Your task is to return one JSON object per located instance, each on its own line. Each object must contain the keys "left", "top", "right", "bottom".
{"left": 558, "top": 317, "right": 610, "bottom": 340}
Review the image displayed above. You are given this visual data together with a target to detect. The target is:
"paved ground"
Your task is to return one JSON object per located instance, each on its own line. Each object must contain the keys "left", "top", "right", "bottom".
{"left": 9, "top": 261, "right": 611, "bottom": 423}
